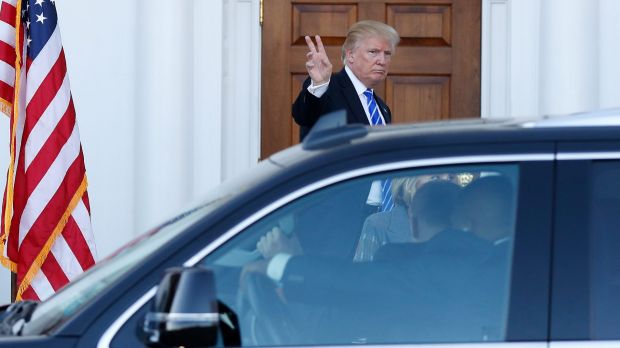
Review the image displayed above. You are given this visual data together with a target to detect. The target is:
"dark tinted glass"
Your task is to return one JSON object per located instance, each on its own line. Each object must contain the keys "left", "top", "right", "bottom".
{"left": 201, "top": 164, "right": 519, "bottom": 346}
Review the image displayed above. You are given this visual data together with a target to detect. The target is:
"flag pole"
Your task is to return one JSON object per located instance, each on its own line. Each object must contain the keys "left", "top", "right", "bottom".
{"left": 10, "top": 272, "right": 16, "bottom": 302}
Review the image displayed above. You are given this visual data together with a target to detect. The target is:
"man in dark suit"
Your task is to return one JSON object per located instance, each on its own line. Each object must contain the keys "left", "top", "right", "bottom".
{"left": 292, "top": 20, "right": 400, "bottom": 140}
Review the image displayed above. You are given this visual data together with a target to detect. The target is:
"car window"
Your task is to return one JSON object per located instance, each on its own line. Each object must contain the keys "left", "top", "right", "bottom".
{"left": 588, "top": 161, "right": 620, "bottom": 339}
{"left": 199, "top": 164, "right": 519, "bottom": 346}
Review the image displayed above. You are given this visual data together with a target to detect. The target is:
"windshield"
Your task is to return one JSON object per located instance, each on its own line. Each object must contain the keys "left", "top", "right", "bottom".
{"left": 21, "top": 202, "right": 217, "bottom": 336}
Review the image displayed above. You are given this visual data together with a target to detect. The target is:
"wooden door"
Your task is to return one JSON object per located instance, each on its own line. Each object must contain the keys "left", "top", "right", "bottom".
{"left": 261, "top": 0, "right": 481, "bottom": 158}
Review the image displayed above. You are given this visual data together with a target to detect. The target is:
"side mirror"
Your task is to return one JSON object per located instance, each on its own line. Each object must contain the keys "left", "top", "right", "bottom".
{"left": 142, "top": 267, "right": 220, "bottom": 347}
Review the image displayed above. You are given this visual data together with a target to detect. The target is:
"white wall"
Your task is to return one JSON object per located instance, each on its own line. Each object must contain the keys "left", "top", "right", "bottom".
{"left": 482, "top": 0, "right": 620, "bottom": 118}
{"left": 599, "top": 0, "right": 620, "bottom": 108}
{"left": 0, "top": 0, "right": 261, "bottom": 304}
{"left": 482, "top": 0, "right": 542, "bottom": 118}
{"left": 222, "top": 0, "right": 262, "bottom": 178}
{"left": 539, "top": 0, "right": 599, "bottom": 115}
{"left": 56, "top": 0, "right": 139, "bottom": 266}
{"left": 58, "top": 0, "right": 261, "bottom": 258}
{"left": 134, "top": 0, "right": 196, "bottom": 233}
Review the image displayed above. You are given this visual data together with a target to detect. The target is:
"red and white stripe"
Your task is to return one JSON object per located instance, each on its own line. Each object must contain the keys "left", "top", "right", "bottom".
{"left": 1, "top": 0, "right": 96, "bottom": 301}
{"left": 0, "top": 0, "right": 16, "bottom": 115}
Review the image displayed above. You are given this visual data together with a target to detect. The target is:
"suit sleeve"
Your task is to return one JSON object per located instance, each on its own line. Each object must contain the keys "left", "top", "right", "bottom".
{"left": 280, "top": 255, "right": 419, "bottom": 307}
{"left": 292, "top": 77, "right": 321, "bottom": 126}
{"left": 292, "top": 77, "right": 336, "bottom": 140}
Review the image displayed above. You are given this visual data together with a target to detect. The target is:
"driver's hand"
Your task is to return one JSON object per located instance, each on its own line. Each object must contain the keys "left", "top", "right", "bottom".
{"left": 257, "top": 227, "right": 302, "bottom": 260}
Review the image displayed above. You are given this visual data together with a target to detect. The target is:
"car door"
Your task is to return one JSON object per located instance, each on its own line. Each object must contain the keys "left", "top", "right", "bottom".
{"left": 550, "top": 142, "right": 620, "bottom": 348}
{"left": 101, "top": 144, "right": 555, "bottom": 347}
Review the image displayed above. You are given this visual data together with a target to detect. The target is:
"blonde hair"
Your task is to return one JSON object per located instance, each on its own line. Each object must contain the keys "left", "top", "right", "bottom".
{"left": 341, "top": 20, "right": 400, "bottom": 63}
{"left": 391, "top": 177, "right": 418, "bottom": 205}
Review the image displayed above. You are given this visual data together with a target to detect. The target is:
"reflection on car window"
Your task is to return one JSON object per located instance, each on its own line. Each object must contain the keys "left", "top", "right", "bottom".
{"left": 201, "top": 164, "right": 519, "bottom": 346}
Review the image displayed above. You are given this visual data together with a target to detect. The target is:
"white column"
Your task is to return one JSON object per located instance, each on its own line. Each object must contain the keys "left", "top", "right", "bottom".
{"left": 193, "top": 0, "right": 225, "bottom": 200}
{"left": 221, "top": 0, "right": 261, "bottom": 180}
{"left": 599, "top": 0, "right": 620, "bottom": 109}
{"left": 135, "top": 0, "right": 194, "bottom": 232}
{"left": 481, "top": 0, "right": 541, "bottom": 119}
{"left": 540, "top": 0, "right": 599, "bottom": 115}
{"left": 508, "top": 0, "right": 541, "bottom": 117}
{"left": 481, "top": 0, "right": 511, "bottom": 118}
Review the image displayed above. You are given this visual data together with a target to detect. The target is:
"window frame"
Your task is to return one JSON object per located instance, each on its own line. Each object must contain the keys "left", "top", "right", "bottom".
{"left": 550, "top": 144, "right": 620, "bottom": 341}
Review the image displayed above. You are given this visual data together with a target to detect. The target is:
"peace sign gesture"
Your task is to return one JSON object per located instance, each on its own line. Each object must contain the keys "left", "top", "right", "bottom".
{"left": 304, "top": 35, "right": 333, "bottom": 85}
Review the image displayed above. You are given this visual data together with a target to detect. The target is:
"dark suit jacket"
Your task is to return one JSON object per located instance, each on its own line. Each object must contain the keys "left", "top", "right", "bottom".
{"left": 292, "top": 68, "right": 392, "bottom": 140}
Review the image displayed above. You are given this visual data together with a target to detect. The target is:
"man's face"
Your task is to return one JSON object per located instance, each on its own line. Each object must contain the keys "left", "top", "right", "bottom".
{"left": 346, "top": 36, "right": 393, "bottom": 88}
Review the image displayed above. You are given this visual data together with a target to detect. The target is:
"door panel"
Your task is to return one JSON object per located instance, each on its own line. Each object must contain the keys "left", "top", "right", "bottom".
{"left": 261, "top": 0, "right": 482, "bottom": 158}
{"left": 387, "top": 4, "right": 452, "bottom": 46}
{"left": 387, "top": 75, "right": 451, "bottom": 122}
{"left": 292, "top": 4, "right": 357, "bottom": 45}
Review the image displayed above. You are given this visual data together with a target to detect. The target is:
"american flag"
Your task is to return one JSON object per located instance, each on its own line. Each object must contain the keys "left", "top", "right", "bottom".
{"left": 0, "top": 0, "right": 96, "bottom": 301}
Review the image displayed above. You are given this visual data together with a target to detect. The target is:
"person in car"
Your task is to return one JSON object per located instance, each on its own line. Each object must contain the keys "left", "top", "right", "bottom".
{"left": 353, "top": 176, "right": 417, "bottom": 262}
{"left": 354, "top": 174, "right": 468, "bottom": 262}
{"left": 453, "top": 175, "right": 515, "bottom": 246}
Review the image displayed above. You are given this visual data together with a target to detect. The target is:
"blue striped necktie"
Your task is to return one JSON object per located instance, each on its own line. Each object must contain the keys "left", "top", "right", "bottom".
{"left": 363, "top": 89, "right": 385, "bottom": 126}
{"left": 380, "top": 179, "right": 394, "bottom": 212}
{"left": 363, "top": 89, "right": 393, "bottom": 211}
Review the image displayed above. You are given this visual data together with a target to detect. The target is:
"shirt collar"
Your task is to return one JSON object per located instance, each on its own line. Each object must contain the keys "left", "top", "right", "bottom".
{"left": 345, "top": 65, "right": 371, "bottom": 97}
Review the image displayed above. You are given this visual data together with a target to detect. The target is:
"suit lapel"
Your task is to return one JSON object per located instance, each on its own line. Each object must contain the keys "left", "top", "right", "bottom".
{"left": 335, "top": 69, "right": 370, "bottom": 125}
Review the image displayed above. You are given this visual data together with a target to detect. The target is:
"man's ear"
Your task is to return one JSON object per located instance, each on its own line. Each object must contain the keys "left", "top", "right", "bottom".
{"left": 346, "top": 49, "right": 354, "bottom": 63}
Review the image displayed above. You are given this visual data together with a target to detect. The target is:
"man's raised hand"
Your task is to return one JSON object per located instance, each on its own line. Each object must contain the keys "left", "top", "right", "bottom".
{"left": 305, "top": 35, "right": 332, "bottom": 85}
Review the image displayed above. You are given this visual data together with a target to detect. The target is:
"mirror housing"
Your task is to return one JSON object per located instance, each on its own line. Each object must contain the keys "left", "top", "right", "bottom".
{"left": 143, "top": 267, "right": 219, "bottom": 347}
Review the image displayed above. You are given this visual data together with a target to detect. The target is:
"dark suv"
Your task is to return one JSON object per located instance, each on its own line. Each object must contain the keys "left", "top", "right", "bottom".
{"left": 1, "top": 109, "right": 620, "bottom": 347}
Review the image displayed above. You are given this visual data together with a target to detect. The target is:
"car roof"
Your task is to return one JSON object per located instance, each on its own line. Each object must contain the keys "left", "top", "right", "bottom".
{"left": 270, "top": 107, "right": 620, "bottom": 168}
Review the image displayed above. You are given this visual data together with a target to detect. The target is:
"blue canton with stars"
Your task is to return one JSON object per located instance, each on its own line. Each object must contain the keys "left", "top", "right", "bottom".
{"left": 21, "top": 0, "right": 58, "bottom": 60}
